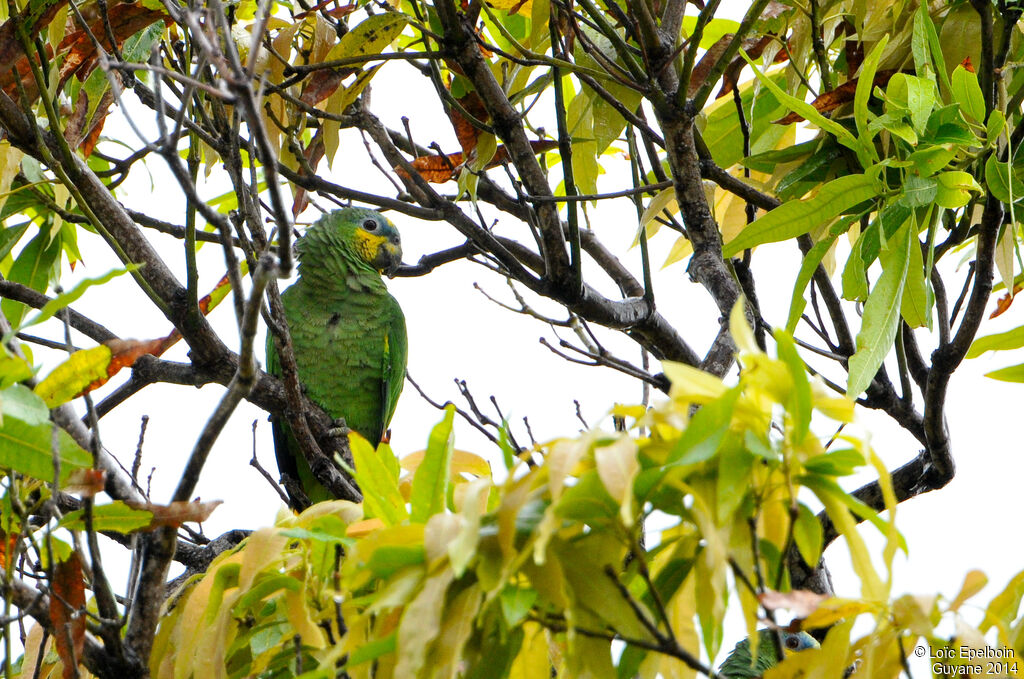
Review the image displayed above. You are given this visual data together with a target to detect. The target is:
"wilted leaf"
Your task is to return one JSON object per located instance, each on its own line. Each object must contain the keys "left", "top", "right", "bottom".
{"left": 49, "top": 552, "right": 86, "bottom": 679}
{"left": 775, "top": 70, "right": 897, "bottom": 125}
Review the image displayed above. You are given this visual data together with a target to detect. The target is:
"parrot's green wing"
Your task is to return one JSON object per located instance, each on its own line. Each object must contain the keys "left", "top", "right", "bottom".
{"left": 718, "top": 630, "right": 819, "bottom": 678}
{"left": 380, "top": 293, "right": 408, "bottom": 437}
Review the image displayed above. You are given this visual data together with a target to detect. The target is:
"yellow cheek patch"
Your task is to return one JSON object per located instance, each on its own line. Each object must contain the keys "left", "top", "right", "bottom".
{"left": 354, "top": 231, "right": 388, "bottom": 264}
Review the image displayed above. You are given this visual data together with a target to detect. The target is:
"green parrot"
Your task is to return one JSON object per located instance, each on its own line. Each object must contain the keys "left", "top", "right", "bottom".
{"left": 718, "top": 629, "right": 819, "bottom": 678}
{"left": 266, "top": 207, "right": 407, "bottom": 506}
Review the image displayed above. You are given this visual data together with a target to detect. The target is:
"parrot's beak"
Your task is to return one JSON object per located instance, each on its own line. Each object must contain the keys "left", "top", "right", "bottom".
{"left": 376, "top": 238, "right": 403, "bottom": 278}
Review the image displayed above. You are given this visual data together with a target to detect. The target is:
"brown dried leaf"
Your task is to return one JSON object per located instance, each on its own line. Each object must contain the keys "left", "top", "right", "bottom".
{"left": 990, "top": 284, "right": 1022, "bottom": 318}
{"left": 690, "top": 34, "right": 787, "bottom": 99}
{"left": 759, "top": 589, "right": 830, "bottom": 619}
{"left": 292, "top": 136, "right": 326, "bottom": 216}
{"left": 400, "top": 153, "right": 464, "bottom": 182}
{"left": 49, "top": 552, "right": 86, "bottom": 679}
{"left": 962, "top": 56, "right": 975, "bottom": 73}
{"left": 0, "top": 530, "right": 18, "bottom": 569}
{"left": 64, "top": 469, "right": 106, "bottom": 497}
{"left": 774, "top": 69, "right": 898, "bottom": 124}
{"left": 397, "top": 140, "right": 558, "bottom": 183}
{"left": 126, "top": 499, "right": 222, "bottom": 529}
{"left": 57, "top": 3, "right": 166, "bottom": 86}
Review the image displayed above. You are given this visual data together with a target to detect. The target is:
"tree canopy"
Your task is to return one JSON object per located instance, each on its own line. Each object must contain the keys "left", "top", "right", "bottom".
{"left": 2, "top": 0, "right": 1024, "bottom": 676}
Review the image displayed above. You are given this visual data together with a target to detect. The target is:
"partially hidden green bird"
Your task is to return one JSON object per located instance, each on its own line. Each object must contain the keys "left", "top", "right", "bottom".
{"left": 717, "top": 629, "right": 819, "bottom": 678}
{"left": 266, "top": 207, "right": 407, "bottom": 507}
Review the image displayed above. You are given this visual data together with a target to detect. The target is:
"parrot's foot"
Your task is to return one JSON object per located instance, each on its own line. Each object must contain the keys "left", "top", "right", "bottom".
{"left": 327, "top": 417, "right": 350, "bottom": 440}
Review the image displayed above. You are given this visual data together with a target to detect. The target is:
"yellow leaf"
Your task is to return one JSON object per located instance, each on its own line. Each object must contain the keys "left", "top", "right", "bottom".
{"left": 394, "top": 570, "right": 456, "bottom": 677}
{"left": 400, "top": 448, "right": 491, "bottom": 478}
{"left": 637, "top": 188, "right": 677, "bottom": 244}
{"left": 430, "top": 583, "right": 482, "bottom": 677}
{"left": 238, "top": 528, "right": 288, "bottom": 592}
{"left": 284, "top": 579, "right": 327, "bottom": 649}
{"left": 662, "top": 235, "right": 693, "bottom": 268}
{"left": 448, "top": 478, "right": 487, "bottom": 576}
{"left": 802, "top": 597, "right": 879, "bottom": 628}
{"left": 488, "top": 0, "right": 533, "bottom": 15}
{"left": 662, "top": 361, "right": 727, "bottom": 403}
{"left": 35, "top": 344, "right": 112, "bottom": 407}
{"left": 892, "top": 594, "right": 939, "bottom": 635}
{"left": 346, "top": 517, "right": 385, "bottom": 538}
{"left": 547, "top": 436, "right": 590, "bottom": 501}
{"left": 995, "top": 226, "right": 1015, "bottom": 303}
{"left": 950, "top": 570, "right": 988, "bottom": 612}
{"left": 593, "top": 435, "right": 639, "bottom": 527}
{"left": 424, "top": 513, "right": 460, "bottom": 565}
{"left": 509, "top": 622, "right": 550, "bottom": 679}
{"left": 729, "top": 297, "right": 759, "bottom": 355}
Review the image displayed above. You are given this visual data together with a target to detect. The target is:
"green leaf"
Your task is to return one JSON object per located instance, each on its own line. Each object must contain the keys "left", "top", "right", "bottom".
{"left": 0, "top": 418, "right": 92, "bottom": 483}
{"left": 908, "top": 145, "right": 955, "bottom": 177}
{"left": 59, "top": 501, "right": 154, "bottom": 532}
{"left": 934, "top": 170, "right": 983, "bottom": 208}
{"left": 984, "top": 363, "right": 1024, "bottom": 382}
{"left": 985, "top": 155, "right": 1024, "bottom": 205}
{"left": 900, "top": 221, "right": 929, "bottom": 329}
{"left": 500, "top": 586, "right": 538, "bottom": 627}
{"left": 17, "top": 265, "right": 138, "bottom": 334}
{"left": 348, "top": 632, "right": 397, "bottom": 667}
{"left": 986, "top": 110, "right": 1006, "bottom": 146}
{"left": 774, "top": 330, "right": 812, "bottom": 443}
{"left": 667, "top": 387, "right": 740, "bottom": 466}
{"left": 951, "top": 64, "right": 986, "bottom": 123}
{"left": 716, "top": 436, "right": 751, "bottom": 520}
{"left": 410, "top": 405, "right": 455, "bottom": 523}
{"left": 786, "top": 216, "right": 858, "bottom": 332}
{"left": 855, "top": 36, "right": 889, "bottom": 159}
{"left": 900, "top": 175, "right": 938, "bottom": 207}
{"left": 723, "top": 174, "right": 877, "bottom": 256}
{"left": 793, "top": 502, "right": 823, "bottom": 566}
{"left": 349, "top": 433, "right": 409, "bottom": 526}
{"left": 2, "top": 230, "right": 61, "bottom": 328}
{"left": 804, "top": 448, "right": 866, "bottom": 476}
{"left": 0, "top": 384, "right": 49, "bottom": 425}
{"left": 917, "top": 1, "right": 951, "bottom": 96}
{"left": 848, "top": 219, "right": 913, "bottom": 396}
{"left": 888, "top": 73, "right": 936, "bottom": 134}
{"left": 967, "top": 325, "right": 1024, "bottom": 358}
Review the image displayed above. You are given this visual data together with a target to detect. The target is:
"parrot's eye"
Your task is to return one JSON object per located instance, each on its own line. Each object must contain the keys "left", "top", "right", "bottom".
{"left": 363, "top": 219, "right": 378, "bottom": 231}
{"left": 785, "top": 636, "right": 801, "bottom": 650}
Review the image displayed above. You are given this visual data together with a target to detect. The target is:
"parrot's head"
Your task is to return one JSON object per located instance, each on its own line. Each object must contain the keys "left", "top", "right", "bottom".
{"left": 304, "top": 207, "right": 403, "bottom": 276}
{"left": 779, "top": 631, "right": 819, "bottom": 654}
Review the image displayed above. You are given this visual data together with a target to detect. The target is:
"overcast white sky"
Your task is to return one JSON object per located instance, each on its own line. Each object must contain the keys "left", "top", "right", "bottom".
{"left": 12, "top": 1, "right": 1024, "bottom": 671}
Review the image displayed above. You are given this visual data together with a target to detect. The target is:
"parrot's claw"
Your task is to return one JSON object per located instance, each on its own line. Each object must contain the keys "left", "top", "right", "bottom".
{"left": 327, "top": 417, "right": 350, "bottom": 440}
